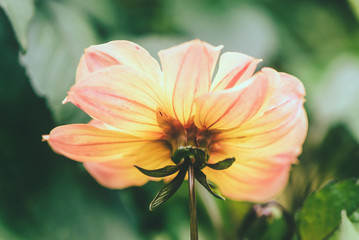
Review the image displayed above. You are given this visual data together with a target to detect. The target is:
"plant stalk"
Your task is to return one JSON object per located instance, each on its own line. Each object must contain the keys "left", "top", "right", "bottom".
{"left": 188, "top": 163, "right": 198, "bottom": 240}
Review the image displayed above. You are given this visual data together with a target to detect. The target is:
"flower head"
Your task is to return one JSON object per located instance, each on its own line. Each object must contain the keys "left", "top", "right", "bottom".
{"left": 43, "top": 39, "right": 307, "bottom": 206}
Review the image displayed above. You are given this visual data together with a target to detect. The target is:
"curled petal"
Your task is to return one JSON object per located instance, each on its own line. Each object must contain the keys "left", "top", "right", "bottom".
{"left": 204, "top": 153, "right": 296, "bottom": 202}
{"left": 214, "top": 68, "right": 308, "bottom": 158}
{"left": 211, "top": 52, "right": 262, "bottom": 92}
{"left": 159, "top": 39, "right": 222, "bottom": 125}
{"left": 76, "top": 40, "right": 162, "bottom": 82}
{"left": 68, "top": 66, "right": 168, "bottom": 135}
{"left": 246, "top": 68, "right": 305, "bottom": 124}
{"left": 194, "top": 72, "right": 268, "bottom": 130}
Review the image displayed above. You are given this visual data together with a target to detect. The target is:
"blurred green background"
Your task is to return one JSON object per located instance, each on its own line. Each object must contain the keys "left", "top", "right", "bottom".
{"left": 1, "top": 0, "right": 359, "bottom": 239}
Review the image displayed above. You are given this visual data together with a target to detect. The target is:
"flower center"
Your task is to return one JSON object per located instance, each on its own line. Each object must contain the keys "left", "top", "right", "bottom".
{"left": 156, "top": 109, "right": 212, "bottom": 166}
{"left": 133, "top": 109, "right": 236, "bottom": 211}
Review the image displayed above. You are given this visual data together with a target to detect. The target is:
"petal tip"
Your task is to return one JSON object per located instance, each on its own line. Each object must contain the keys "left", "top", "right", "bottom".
{"left": 62, "top": 96, "right": 69, "bottom": 104}
{"left": 42, "top": 135, "right": 49, "bottom": 142}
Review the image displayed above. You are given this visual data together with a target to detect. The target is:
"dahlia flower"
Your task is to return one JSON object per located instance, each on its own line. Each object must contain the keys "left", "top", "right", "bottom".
{"left": 43, "top": 39, "right": 307, "bottom": 209}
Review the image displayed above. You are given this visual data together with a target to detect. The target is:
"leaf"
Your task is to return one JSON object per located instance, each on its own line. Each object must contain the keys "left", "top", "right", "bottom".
{"left": 0, "top": 0, "right": 34, "bottom": 50}
{"left": 134, "top": 164, "right": 182, "bottom": 178}
{"left": 149, "top": 167, "right": 187, "bottom": 211}
{"left": 206, "top": 158, "right": 235, "bottom": 170}
{"left": 195, "top": 169, "right": 224, "bottom": 200}
{"left": 296, "top": 179, "right": 359, "bottom": 240}
{"left": 20, "top": 0, "right": 98, "bottom": 124}
{"left": 339, "top": 210, "right": 359, "bottom": 240}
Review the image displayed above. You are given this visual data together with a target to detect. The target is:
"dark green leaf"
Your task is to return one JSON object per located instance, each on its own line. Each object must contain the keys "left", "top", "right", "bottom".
{"left": 206, "top": 158, "right": 235, "bottom": 170}
{"left": 0, "top": 0, "right": 34, "bottom": 50}
{"left": 149, "top": 167, "right": 187, "bottom": 211}
{"left": 195, "top": 169, "right": 225, "bottom": 200}
{"left": 134, "top": 164, "right": 182, "bottom": 178}
{"left": 296, "top": 179, "right": 359, "bottom": 240}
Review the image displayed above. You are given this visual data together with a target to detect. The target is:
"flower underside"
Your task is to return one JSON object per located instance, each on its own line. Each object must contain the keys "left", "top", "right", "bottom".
{"left": 135, "top": 146, "right": 235, "bottom": 211}
{"left": 135, "top": 108, "right": 236, "bottom": 210}
{"left": 43, "top": 39, "right": 308, "bottom": 206}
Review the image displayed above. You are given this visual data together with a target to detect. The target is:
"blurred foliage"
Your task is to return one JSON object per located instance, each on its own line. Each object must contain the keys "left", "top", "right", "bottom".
{"left": 296, "top": 179, "right": 359, "bottom": 240}
{"left": 1, "top": 0, "right": 359, "bottom": 239}
{"left": 0, "top": 0, "right": 34, "bottom": 50}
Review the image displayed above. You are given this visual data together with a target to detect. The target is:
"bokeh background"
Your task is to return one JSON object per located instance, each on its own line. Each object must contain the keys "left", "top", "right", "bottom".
{"left": 1, "top": 0, "right": 359, "bottom": 239}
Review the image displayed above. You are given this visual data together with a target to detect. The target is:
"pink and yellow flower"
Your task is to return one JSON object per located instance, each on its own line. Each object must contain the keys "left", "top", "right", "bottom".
{"left": 43, "top": 39, "right": 307, "bottom": 202}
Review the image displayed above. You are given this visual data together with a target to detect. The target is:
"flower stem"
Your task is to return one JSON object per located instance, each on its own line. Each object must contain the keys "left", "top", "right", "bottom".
{"left": 188, "top": 162, "right": 198, "bottom": 240}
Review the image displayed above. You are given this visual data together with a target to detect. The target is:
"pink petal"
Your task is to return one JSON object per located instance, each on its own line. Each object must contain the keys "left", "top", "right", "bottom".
{"left": 211, "top": 52, "right": 262, "bottom": 92}
{"left": 204, "top": 152, "right": 296, "bottom": 202}
{"left": 76, "top": 40, "right": 162, "bottom": 82}
{"left": 44, "top": 124, "right": 154, "bottom": 162}
{"left": 68, "top": 65, "right": 168, "bottom": 136}
{"left": 159, "top": 39, "right": 222, "bottom": 125}
{"left": 214, "top": 68, "right": 308, "bottom": 158}
{"left": 216, "top": 106, "right": 308, "bottom": 159}
{"left": 84, "top": 163, "right": 149, "bottom": 188}
{"left": 194, "top": 72, "right": 268, "bottom": 130}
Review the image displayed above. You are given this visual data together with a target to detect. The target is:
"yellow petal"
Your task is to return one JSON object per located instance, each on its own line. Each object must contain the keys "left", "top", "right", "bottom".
{"left": 159, "top": 39, "right": 222, "bottom": 125}
{"left": 83, "top": 140, "right": 172, "bottom": 189}
{"left": 194, "top": 72, "right": 268, "bottom": 130}
{"left": 204, "top": 152, "right": 296, "bottom": 202}
{"left": 211, "top": 52, "right": 262, "bottom": 91}
{"left": 76, "top": 40, "right": 162, "bottom": 83}
{"left": 68, "top": 65, "right": 167, "bottom": 136}
{"left": 44, "top": 123, "right": 157, "bottom": 162}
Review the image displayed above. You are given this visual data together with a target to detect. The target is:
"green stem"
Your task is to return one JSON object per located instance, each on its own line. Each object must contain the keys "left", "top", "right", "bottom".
{"left": 188, "top": 162, "right": 198, "bottom": 240}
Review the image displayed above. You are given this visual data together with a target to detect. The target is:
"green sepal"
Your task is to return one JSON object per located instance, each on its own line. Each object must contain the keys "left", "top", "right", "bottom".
{"left": 171, "top": 147, "right": 190, "bottom": 164}
{"left": 194, "top": 168, "right": 225, "bottom": 200}
{"left": 206, "top": 157, "right": 235, "bottom": 170}
{"left": 134, "top": 164, "right": 182, "bottom": 178}
{"left": 149, "top": 166, "right": 188, "bottom": 211}
{"left": 171, "top": 146, "right": 208, "bottom": 167}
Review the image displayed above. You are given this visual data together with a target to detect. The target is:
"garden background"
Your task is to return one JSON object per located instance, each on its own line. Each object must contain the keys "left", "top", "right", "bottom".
{"left": 1, "top": 0, "right": 359, "bottom": 239}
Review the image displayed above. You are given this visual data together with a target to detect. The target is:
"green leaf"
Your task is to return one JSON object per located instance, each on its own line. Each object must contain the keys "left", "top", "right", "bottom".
{"left": 149, "top": 167, "right": 187, "bottom": 211}
{"left": 134, "top": 164, "right": 182, "bottom": 178}
{"left": 339, "top": 210, "right": 359, "bottom": 240}
{"left": 206, "top": 157, "right": 235, "bottom": 170}
{"left": 0, "top": 0, "right": 34, "bottom": 50}
{"left": 296, "top": 179, "right": 359, "bottom": 240}
{"left": 20, "top": 0, "right": 98, "bottom": 124}
{"left": 194, "top": 169, "right": 225, "bottom": 200}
